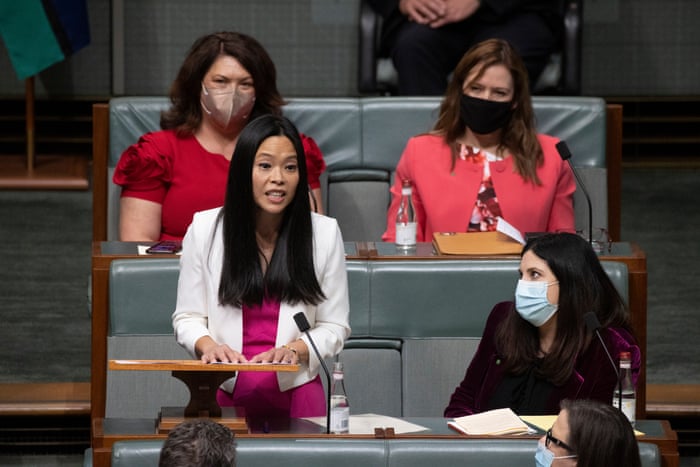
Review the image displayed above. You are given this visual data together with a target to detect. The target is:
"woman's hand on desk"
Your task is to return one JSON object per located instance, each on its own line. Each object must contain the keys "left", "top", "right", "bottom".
{"left": 250, "top": 340, "right": 309, "bottom": 365}
{"left": 196, "top": 336, "right": 248, "bottom": 363}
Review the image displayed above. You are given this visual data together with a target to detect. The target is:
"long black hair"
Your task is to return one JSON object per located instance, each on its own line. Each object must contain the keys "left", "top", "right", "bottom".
{"left": 216, "top": 114, "right": 325, "bottom": 307}
{"left": 496, "top": 232, "right": 631, "bottom": 384}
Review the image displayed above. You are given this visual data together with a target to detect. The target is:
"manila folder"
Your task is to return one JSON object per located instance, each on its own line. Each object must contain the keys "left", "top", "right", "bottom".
{"left": 433, "top": 231, "right": 523, "bottom": 255}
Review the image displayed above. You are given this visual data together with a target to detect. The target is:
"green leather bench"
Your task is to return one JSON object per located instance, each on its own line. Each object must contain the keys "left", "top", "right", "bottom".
{"left": 83, "top": 437, "right": 661, "bottom": 467}
{"left": 93, "top": 96, "right": 621, "bottom": 242}
{"left": 104, "top": 256, "right": 629, "bottom": 420}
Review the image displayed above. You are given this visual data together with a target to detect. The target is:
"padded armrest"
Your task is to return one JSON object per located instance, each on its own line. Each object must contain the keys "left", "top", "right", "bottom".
{"left": 111, "top": 440, "right": 163, "bottom": 467}
{"left": 638, "top": 442, "right": 662, "bottom": 467}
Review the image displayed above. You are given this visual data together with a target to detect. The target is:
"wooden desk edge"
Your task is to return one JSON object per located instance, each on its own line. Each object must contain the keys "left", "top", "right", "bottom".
{"left": 109, "top": 359, "right": 299, "bottom": 372}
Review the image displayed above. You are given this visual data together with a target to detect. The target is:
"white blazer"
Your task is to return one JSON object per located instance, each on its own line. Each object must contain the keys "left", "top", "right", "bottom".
{"left": 172, "top": 208, "right": 351, "bottom": 392}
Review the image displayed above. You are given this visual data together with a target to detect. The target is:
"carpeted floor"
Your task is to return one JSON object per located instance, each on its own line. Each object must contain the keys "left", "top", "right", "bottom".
{"left": 0, "top": 190, "right": 91, "bottom": 383}
{"left": 0, "top": 167, "right": 698, "bottom": 384}
{"left": 620, "top": 168, "right": 700, "bottom": 384}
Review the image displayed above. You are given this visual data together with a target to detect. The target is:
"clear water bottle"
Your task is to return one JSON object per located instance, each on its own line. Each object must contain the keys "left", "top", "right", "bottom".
{"left": 395, "top": 179, "right": 417, "bottom": 249}
{"left": 613, "top": 351, "right": 636, "bottom": 425}
{"left": 330, "top": 361, "right": 350, "bottom": 434}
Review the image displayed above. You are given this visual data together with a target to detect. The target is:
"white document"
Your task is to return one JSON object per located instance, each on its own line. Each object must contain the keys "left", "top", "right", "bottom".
{"left": 303, "top": 413, "right": 428, "bottom": 434}
{"left": 496, "top": 217, "right": 525, "bottom": 244}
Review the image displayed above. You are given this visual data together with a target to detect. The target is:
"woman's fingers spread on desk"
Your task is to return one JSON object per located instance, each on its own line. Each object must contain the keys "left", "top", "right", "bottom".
{"left": 200, "top": 344, "right": 247, "bottom": 364}
{"left": 250, "top": 347, "right": 298, "bottom": 365}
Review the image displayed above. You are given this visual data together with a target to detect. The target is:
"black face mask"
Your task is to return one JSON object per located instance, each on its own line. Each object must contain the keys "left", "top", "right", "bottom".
{"left": 459, "top": 95, "right": 513, "bottom": 134}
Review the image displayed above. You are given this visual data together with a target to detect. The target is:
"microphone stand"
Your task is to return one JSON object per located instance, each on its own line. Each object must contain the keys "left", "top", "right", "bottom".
{"left": 584, "top": 312, "right": 622, "bottom": 411}
{"left": 556, "top": 140, "right": 593, "bottom": 248}
{"left": 294, "top": 312, "right": 331, "bottom": 434}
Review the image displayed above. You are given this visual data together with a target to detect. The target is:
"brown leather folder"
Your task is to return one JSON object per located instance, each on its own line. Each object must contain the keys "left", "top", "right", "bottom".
{"left": 432, "top": 231, "right": 524, "bottom": 255}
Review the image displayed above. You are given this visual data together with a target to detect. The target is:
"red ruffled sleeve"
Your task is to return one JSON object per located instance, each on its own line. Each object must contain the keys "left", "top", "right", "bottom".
{"left": 301, "top": 133, "right": 326, "bottom": 189}
{"left": 112, "top": 131, "right": 176, "bottom": 204}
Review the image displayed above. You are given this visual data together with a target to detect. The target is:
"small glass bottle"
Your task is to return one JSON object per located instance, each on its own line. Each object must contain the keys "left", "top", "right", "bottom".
{"left": 613, "top": 351, "right": 636, "bottom": 425}
{"left": 330, "top": 361, "right": 350, "bottom": 434}
{"left": 395, "top": 179, "right": 417, "bottom": 250}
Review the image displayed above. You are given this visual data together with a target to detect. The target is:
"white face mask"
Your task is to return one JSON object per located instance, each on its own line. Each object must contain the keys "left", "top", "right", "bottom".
{"left": 200, "top": 83, "right": 255, "bottom": 128}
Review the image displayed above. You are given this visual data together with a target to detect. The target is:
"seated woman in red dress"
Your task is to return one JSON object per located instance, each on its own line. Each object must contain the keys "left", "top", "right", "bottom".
{"left": 113, "top": 31, "right": 326, "bottom": 241}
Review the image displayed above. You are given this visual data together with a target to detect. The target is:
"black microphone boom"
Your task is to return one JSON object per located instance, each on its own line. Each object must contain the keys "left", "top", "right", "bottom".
{"left": 584, "top": 311, "right": 622, "bottom": 412}
{"left": 555, "top": 140, "right": 593, "bottom": 248}
{"left": 293, "top": 312, "right": 332, "bottom": 434}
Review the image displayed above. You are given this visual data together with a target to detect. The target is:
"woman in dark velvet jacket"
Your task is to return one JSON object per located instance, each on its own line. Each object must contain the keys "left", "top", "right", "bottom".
{"left": 444, "top": 232, "right": 640, "bottom": 417}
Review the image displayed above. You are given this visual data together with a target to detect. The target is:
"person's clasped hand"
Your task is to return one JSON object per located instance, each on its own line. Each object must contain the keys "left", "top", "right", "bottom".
{"left": 400, "top": 0, "right": 447, "bottom": 24}
{"left": 400, "top": 0, "right": 481, "bottom": 28}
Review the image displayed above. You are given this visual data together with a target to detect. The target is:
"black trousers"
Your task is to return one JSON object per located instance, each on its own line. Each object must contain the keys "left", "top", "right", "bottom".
{"left": 388, "top": 12, "right": 558, "bottom": 95}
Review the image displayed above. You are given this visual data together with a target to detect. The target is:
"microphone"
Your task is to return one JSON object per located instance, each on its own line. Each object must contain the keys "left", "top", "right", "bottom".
{"left": 584, "top": 311, "right": 622, "bottom": 412}
{"left": 555, "top": 140, "right": 593, "bottom": 248}
{"left": 293, "top": 312, "right": 332, "bottom": 434}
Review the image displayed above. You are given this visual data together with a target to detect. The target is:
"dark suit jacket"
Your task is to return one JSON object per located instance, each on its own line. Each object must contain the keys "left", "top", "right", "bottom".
{"left": 444, "top": 301, "right": 641, "bottom": 417}
{"left": 367, "top": 0, "right": 562, "bottom": 56}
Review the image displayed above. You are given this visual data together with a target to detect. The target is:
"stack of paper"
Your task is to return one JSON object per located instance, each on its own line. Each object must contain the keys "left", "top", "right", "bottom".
{"left": 447, "top": 408, "right": 534, "bottom": 435}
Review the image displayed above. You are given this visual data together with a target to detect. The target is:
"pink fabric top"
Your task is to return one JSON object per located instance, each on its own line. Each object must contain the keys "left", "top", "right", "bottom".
{"left": 113, "top": 129, "right": 326, "bottom": 240}
{"left": 383, "top": 133, "right": 576, "bottom": 242}
{"left": 216, "top": 297, "right": 325, "bottom": 418}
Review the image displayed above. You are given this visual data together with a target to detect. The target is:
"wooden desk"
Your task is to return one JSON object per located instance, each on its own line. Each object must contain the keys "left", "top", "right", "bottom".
{"left": 91, "top": 417, "right": 677, "bottom": 467}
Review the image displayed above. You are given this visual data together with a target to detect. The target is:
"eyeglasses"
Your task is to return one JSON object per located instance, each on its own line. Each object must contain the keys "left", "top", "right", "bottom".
{"left": 545, "top": 428, "right": 577, "bottom": 455}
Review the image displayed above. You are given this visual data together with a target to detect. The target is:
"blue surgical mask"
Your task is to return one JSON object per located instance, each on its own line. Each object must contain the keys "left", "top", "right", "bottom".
{"left": 535, "top": 440, "right": 577, "bottom": 467}
{"left": 535, "top": 441, "right": 555, "bottom": 467}
{"left": 515, "top": 280, "right": 559, "bottom": 327}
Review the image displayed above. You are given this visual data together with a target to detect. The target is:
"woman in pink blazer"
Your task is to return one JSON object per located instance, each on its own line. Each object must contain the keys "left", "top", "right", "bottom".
{"left": 383, "top": 39, "right": 575, "bottom": 242}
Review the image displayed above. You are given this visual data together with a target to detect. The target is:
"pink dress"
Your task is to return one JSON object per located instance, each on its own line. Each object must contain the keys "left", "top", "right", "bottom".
{"left": 216, "top": 297, "right": 326, "bottom": 418}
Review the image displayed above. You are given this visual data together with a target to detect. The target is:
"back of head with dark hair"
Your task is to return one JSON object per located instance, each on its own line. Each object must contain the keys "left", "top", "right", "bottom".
{"left": 161, "top": 31, "right": 285, "bottom": 134}
{"left": 216, "top": 114, "right": 325, "bottom": 308}
{"left": 561, "top": 399, "right": 642, "bottom": 467}
{"left": 158, "top": 419, "right": 236, "bottom": 467}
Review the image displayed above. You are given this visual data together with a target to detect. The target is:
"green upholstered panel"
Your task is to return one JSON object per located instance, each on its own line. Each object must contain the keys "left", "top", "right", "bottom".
{"left": 602, "top": 261, "right": 629, "bottom": 305}
{"left": 109, "top": 258, "right": 180, "bottom": 336}
{"left": 388, "top": 439, "right": 539, "bottom": 467}
{"left": 402, "top": 338, "right": 480, "bottom": 417}
{"left": 108, "top": 435, "right": 660, "bottom": 467}
{"left": 346, "top": 260, "right": 370, "bottom": 335}
{"left": 361, "top": 97, "right": 441, "bottom": 171}
{"left": 111, "top": 440, "right": 162, "bottom": 467}
{"left": 639, "top": 442, "right": 662, "bottom": 467}
{"left": 283, "top": 98, "right": 362, "bottom": 170}
{"left": 368, "top": 260, "right": 520, "bottom": 337}
{"left": 236, "top": 439, "right": 388, "bottom": 467}
{"left": 367, "top": 259, "right": 628, "bottom": 338}
{"left": 532, "top": 96, "right": 607, "bottom": 168}
{"left": 109, "top": 97, "right": 170, "bottom": 167}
